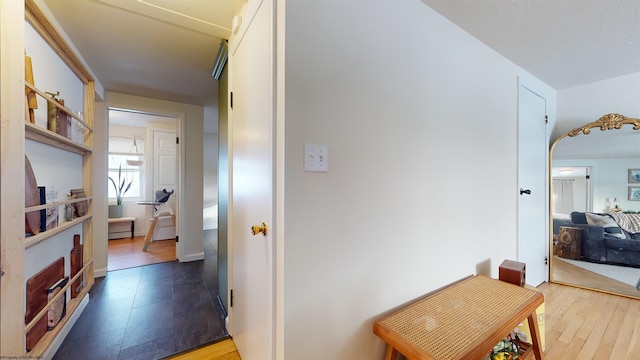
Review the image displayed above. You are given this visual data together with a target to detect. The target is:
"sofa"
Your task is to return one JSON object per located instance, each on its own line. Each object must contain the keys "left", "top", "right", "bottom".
{"left": 553, "top": 211, "right": 640, "bottom": 268}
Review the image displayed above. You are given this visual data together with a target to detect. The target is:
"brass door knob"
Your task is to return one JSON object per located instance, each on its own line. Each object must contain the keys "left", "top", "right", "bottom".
{"left": 251, "top": 222, "right": 268, "bottom": 236}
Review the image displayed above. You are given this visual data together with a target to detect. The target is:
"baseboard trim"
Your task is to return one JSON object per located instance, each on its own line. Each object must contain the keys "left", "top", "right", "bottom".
{"left": 181, "top": 252, "right": 205, "bottom": 262}
{"left": 94, "top": 267, "right": 107, "bottom": 277}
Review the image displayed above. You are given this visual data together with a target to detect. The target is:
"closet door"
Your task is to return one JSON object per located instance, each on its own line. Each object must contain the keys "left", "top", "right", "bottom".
{"left": 517, "top": 83, "right": 548, "bottom": 286}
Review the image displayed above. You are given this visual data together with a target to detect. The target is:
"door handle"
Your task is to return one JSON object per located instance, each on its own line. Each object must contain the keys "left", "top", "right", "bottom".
{"left": 251, "top": 222, "right": 268, "bottom": 236}
{"left": 519, "top": 188, "right": 532, "bottom": 195}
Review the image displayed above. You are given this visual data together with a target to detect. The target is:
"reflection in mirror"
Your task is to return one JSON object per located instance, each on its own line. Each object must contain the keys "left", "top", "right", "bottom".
{"left": 550, "top": 114, "right": 640, "bottom": 299}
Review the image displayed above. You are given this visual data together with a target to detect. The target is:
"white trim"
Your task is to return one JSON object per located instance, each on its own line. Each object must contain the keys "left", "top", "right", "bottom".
{"left": 181, "top": 251, "right": 204, "bottom": 262}
{"left": 94, "top": 267, "right": 107, "bottom": 278}
{"left": 274, "top": 0, "right": 286, "bottom": 359}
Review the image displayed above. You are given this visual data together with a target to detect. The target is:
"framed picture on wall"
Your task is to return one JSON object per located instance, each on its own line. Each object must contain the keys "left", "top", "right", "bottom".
{"left": 629, "top": 186, "right": 640, "bottom": 201}
{"left": 629, "top": 169, "right": 640, "bottom": 183}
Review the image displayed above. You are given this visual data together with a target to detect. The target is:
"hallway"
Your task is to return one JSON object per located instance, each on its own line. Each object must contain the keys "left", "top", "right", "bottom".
{"left": 53, "top": 230, "right": 225, "bottom": 359}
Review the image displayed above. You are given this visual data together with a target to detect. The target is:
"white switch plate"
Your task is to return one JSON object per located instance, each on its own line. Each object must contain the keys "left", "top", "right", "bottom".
{"left": 304, "top": 144, "right": 328, "bottom": 172}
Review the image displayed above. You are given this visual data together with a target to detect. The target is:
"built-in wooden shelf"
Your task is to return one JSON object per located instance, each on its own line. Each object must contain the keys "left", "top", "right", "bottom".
{"left": 25, "top": 214, "right": 92, "bottom": 249}
{"left": 25, "top": 260, "right": 94, "bottom": 357}
{"left": 25, "top": 122, "right": 91, "bottom": 156}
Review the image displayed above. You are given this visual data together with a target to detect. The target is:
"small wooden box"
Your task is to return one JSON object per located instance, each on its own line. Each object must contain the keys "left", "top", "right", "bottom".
{"left": 555, "top": 226, "right": 582, "bottom": 260}
{"left": 499, "top": 259, "right": 526, "bottom": 286}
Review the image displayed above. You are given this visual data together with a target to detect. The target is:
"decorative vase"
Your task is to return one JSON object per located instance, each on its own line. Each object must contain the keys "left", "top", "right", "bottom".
{"left": 108, "top": 204, "right": 123, "bottom": 218}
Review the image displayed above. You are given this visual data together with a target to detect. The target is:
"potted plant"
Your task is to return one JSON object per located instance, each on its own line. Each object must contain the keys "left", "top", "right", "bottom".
{"left": 108, "top": 164, "right": 132, "bottom": 218}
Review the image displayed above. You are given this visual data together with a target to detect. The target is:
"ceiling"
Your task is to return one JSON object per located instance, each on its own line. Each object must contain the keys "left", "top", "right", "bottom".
{"left": 41, "top": 0, "right": 640, "bottom": 109}
{"left": 42, "top": 0, "right": 243, "bottom": 106}
{"left": 421, "top": 0, "right": 640, "bottom": 90}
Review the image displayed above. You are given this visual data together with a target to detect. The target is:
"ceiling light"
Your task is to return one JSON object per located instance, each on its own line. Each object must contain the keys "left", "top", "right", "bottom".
{"left": 559, "top": 169, "right": 573, "bottom": 174}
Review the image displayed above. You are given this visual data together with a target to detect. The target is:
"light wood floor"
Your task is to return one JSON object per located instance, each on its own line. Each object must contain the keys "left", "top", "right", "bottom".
{"left": 108, "top": 235, "right": 176, "bottom": 271}
{"left": 540, "top": 281, "right": 640, "bottom": 359}
{"left": 167, "top": 282, "right": 640, "bottom": 360}
{"left": 552, "top": 256, "right": 640, "bottom": 299}
{"left": 169, "top": 338, "right": 241, "bottom": 360}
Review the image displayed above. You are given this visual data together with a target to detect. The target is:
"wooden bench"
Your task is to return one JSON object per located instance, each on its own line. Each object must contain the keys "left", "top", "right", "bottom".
{"left": 108, "top": 216, "right": 136, "bottom": 239}
{"left": 373, "top": 275, "right": 544, "bottom": 360}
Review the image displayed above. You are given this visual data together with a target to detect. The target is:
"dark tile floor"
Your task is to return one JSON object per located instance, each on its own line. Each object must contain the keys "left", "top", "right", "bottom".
{"left": 53, "top": 230, "right": 227, "bottom": 360}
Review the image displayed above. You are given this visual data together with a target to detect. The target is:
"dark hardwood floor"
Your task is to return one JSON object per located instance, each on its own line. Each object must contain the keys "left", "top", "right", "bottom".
{"left": 53, "top": 230, "right": 226, "bottom": 360}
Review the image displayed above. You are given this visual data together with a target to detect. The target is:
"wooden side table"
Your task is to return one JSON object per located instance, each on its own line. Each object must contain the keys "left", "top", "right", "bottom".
{"left": 373, "top": 275, "right": 544, "bottom": 360}
{"left": 556, "top": 226, "right": 582, "bottom": 260}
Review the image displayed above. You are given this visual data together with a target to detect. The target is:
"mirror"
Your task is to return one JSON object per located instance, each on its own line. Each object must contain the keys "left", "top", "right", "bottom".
{"left": 550, "top": 113, "right": 640, "bottom": 299}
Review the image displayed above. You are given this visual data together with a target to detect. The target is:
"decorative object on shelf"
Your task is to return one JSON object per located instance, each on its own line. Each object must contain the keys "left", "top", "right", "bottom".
{"left": 46, "top": 276, "right": 68, "bottom": 330}
{"left": 25, "top": 257, "right": 64, "bottom": 351}
{"left": 25, "top": 51, "right": 37, "bottom": 124}
{"left": 44, "top": 91, "right": 71, "bottom": 138}
{"left": 69, "top": 234, "right": 84, "bottom": 298}
{"left": 126, "top": 135, "right": 144, "bottom": 166}
{"left": 25, "top": 155, "right": 41, "bottom": 235}
{"left": 64, "top": 200, "right": 74, "bottom": 221}
{"left": 612, "top": 197, "right": 622, "bottom": 211}
{"left": 39, "top": 185, "right": 59, "bottom": 231}
{"left": 45, "top": 91, "right": 60, "bottom": 133}
{"left": 69, "top": 188, "right": 88, "bottom": 217}
{"left": 108, "top": 164, "right": 132, "bottom": 218}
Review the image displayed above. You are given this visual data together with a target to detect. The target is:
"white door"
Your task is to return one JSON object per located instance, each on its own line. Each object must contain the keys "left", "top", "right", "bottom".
{"left": 152, "top": 129, "right": 177, "bottom": 241}
{"left": 517, "top": 85, "right": 548, "bottom": 286}
{"left": 229, "top": 1, "right": 274, "bottom": 359}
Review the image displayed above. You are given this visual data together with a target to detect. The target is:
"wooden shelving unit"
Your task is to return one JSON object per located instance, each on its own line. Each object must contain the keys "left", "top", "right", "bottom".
{"left": 25, "top": 121, "right": 92, "bottom": 155}
{"left": 0, "top": 0, "right": 95, "bottom": 357}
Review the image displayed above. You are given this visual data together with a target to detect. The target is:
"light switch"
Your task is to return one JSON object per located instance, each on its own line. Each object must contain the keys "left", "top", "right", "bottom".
{"left": 304, "top": 144, "right": 328, "bottom": 172}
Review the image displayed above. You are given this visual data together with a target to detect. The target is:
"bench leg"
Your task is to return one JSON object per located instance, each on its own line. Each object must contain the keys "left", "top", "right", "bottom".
{"left": 131, "top": 220, "right": 134, "bottom": 239}
{"left": 527, "top": 312, "right": 544, "bottom": 360}
{"left": 384, "top": 346, "right": 398, "bottom": 360}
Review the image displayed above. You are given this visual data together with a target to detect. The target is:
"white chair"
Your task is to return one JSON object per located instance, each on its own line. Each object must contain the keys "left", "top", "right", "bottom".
{"left": 142, "top": 203, "right": 175, "bottom": 251}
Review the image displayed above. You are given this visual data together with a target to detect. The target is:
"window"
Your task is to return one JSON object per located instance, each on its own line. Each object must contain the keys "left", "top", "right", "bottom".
{"left": 108, "top": 136, "right": 144, "bottom": 200}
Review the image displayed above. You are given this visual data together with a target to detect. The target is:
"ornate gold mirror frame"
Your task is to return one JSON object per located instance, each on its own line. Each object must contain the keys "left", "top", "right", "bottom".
{"left": 549, "top": 113, "right": 640, "bottom": 299}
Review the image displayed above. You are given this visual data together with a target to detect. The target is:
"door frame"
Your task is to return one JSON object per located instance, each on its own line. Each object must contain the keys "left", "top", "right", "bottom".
{"left": 146, "top": 124, "right": 179, "bottom": 242}
{"left": 104, "top": 104, "right": 185, "bottom": 265}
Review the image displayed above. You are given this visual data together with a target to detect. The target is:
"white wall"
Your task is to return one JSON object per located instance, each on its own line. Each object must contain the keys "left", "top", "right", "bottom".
{"left": 556, "top": 72, "right": 640, "bottom": 139}
{"left": 555, "top": 158, "right": 640, "bottom": 213}
{"left": 282, "top": 1, "right": 555, "bottom": 359}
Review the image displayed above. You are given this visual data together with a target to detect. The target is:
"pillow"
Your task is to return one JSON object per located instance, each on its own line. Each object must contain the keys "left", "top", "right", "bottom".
{"left": 571, "top": 212, "right": 589, "bottom": 224}
{"left": 585, "top": 213, "right": 625, "bottom": 239}
{"left": 553, "top": 213, "right": 571, "bottom": 220}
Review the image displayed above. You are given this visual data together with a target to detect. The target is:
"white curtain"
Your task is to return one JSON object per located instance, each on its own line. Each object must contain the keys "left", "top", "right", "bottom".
{"left": 552, "top": 179, "right": 574, "bottom": 215}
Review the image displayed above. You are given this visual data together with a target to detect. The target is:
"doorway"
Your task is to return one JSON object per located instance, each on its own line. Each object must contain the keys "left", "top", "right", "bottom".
{"left": 107, "top": 108, "right": 178, "bottom": 271}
